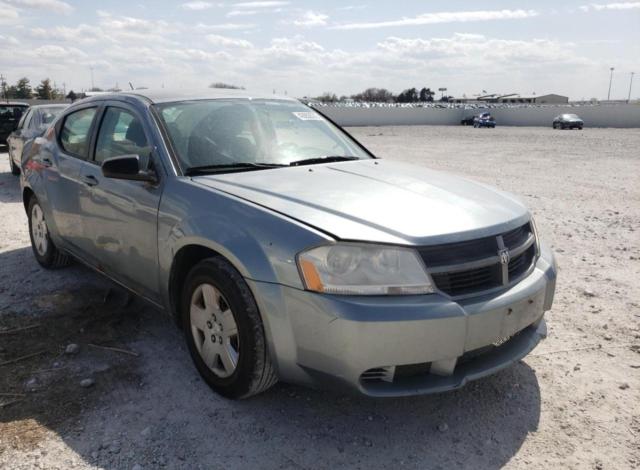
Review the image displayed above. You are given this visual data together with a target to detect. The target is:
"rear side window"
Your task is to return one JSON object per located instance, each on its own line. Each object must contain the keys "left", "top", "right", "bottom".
{"left": 17, "top": 109, "right": 33, "bottom": 129}
{"left": 95, "top": 107, "right": 150, "bottom": 165}
{"left": 59, "top": 108, "right": 97, "bottom": 158}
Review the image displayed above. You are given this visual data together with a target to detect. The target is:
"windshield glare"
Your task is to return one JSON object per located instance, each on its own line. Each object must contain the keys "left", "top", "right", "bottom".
{"left": 155, "top": 99, "right": 370, "bottom": 170}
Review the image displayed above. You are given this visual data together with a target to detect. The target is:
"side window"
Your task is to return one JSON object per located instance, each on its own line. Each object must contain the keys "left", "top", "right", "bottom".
{"left": 18, "top": 109, "right": 33, "bottom": 130}
{"left": 95, "top": 107, "right": 150, "bottom": 165}
{"left": 28, "top": 111, "right": 39, "bottom": 130}
{"left": 59, "top": 108, "right": 97, "bottom": 158}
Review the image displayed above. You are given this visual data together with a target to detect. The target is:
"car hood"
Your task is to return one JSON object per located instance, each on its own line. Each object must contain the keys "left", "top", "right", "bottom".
{"left": 193, "top": 160, "right": 530, "bottom": 245}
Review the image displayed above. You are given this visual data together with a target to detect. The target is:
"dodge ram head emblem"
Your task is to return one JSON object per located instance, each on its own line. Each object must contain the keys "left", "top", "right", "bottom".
{"left": 498, "top": 248, "right": 511, "bottom": 265}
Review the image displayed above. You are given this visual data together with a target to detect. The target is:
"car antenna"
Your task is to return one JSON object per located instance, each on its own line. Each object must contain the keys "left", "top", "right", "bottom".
{"left": 129, "top": 82, "right": 134, "bottom": 90}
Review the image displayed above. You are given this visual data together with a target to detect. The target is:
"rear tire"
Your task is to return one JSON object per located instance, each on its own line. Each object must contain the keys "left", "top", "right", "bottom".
{"left": 27, "top": 197, "right": 70, "bottom": 269}
{"left": 8, "top": 154, "right": 20, "bottom": 176}
{"left": 181, "top": 257, "right": 277, "bottom": 399}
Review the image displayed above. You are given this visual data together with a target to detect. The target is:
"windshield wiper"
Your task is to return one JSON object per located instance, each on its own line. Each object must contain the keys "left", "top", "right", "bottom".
{"left": 289, "top": 156, "right": 360, "bottom": 167}
{"left": 184, "top": 162, "right": 286, "bottom": 176}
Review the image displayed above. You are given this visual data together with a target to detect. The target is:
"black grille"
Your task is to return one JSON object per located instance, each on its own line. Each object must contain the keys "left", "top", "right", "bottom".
{"left": 418, "top": 236, "right": 498, "bottom": 267}
{"left": 431, "top": 265, "right": 502, "bottom": 297}
{"left": 420, "top": 222, "right": 535, "bottom": 298}
{"left": 503, "top": 223, "right": 531, "bottom": 249}
{"left": 508, "top": 245, "right": 535, "bottom": 279}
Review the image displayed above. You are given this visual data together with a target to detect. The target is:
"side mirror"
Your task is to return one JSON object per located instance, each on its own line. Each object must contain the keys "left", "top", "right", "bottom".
{"left": 101, "top": 154, "right": 157, "bottom": 183}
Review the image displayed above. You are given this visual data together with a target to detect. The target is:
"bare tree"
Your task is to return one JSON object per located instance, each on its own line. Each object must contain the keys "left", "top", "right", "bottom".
{"left": 209, "top": 82, "right": 245, "bottom": 89}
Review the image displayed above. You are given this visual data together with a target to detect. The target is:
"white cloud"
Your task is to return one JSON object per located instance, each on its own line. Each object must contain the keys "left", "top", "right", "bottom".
{"left": 227, "top": 9, "right": 258, "bottom": 16}
{"left": 34, "top": 44, "right": 86, "bottom": 59}
{"left": 0, "top": 3, "right": 20, "bottom": 24}
{"left": 6, "top": 0, "right": 72, "bottom": 14}
{"left": 181, "top": 1, "right": 215, "bottom": 10}
{"left": 580, "top": 2, "right": 640, "bottom": 11}
{"left": 194, "top": 22, "right": 256, "bottom": 31}
{"left": 233, "top": 1, "right": 289, "bottom": 7}
{"left": 0, "top": 33, "right": 20, "bottom": 44}
{"left": 206, "top": 33, "right": 253, "bottom": 48}
{"left": 332, "top": 9, "right": 538, "bottom": 30}
{"left": 30, "top": 24, "right": 110, "bottom": 44}
{"left": 337, "top": 5, "right": 367, "bottom": 11}
{"left": 294, "top": 11, "right": 329, "bottom": 27}
{"left": 374, "top": 34, "right": 588, "bottom": 68}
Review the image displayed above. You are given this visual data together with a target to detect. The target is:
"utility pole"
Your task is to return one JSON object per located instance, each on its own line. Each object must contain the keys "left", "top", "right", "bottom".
{"left": 628, "top": 72, "right": 635, "bottom": 103}
{"left": 0, "top": 73, "right": 6, "bottom": 101}
{"left": 607, "top": 67, "right": 615, "bottom": 101}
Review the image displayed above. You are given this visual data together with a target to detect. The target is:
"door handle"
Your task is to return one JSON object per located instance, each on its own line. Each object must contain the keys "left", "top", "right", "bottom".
{"left": 81, "top": 174, "right": 99, "bottom": 187}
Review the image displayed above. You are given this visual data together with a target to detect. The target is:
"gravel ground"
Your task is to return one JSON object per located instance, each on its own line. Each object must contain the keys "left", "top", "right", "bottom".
{"left": 0, "top": 126, "right": 639, "bottom": 470}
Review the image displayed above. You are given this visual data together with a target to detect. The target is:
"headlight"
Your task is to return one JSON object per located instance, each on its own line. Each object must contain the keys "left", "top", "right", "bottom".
{"left": 297, "top": 243, "right": 434, "bottom": 295}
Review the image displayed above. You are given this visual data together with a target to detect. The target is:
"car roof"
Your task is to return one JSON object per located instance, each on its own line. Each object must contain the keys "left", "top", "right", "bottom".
{"left": 108, "top": 88, "right": 298, "bottom": 104}
{"left": 0, "top": 101, "right": 29, "bottom": 107}
{"left": 28, "top": 104, "right": 69, "bottom": 110}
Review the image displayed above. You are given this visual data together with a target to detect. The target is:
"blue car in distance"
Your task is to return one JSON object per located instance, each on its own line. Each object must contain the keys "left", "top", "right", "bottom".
{"left": 474, "top": 112, "right": 496, "bottom": 128}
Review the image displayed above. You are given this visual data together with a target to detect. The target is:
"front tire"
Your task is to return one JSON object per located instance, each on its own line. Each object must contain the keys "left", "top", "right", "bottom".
{"left": 27, "top": 197, "right": 70, "bottom": 268}
{"left": 181, "top": 257, "right": 277, "bottom": 399}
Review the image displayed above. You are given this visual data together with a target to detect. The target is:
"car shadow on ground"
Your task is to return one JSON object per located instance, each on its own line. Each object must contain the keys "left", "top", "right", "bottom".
{"left": 0, "top": 245, "right": 542, "bottom": 469}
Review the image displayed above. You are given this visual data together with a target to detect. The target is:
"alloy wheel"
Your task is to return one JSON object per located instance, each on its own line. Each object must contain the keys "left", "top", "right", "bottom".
{"left": 189, "top": 283, "right": 240, "bottom": 378}
{"left": 31, "top": 203, "right": 49, "bottom": 257}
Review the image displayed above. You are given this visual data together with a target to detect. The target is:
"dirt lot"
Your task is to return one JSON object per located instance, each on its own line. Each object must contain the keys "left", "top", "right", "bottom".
{"left": 0, "top": 126, "right": 639, "bottom": 470}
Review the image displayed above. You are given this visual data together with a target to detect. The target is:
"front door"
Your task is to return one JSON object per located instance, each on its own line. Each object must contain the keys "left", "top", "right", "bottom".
{"left": 78, "top": 105, "right": 162, "bottom": 301}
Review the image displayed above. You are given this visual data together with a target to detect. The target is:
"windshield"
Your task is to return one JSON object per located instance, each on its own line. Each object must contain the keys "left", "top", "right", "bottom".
{"left": 563, "top": 114, "right": 579, "bottom": 119}
{"left": 155, "top": 99, "right": 370, "bottom": 171}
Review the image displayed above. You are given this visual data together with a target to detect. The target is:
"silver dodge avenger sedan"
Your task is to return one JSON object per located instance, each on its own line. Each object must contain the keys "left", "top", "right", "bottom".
{"left": 21, "top": 89, "right": 556, "bottom": 398}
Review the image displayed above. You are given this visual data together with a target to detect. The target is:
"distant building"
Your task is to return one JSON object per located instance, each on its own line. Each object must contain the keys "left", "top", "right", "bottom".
{"left": 451, "top": 93, "right": 569, "bottom": 104}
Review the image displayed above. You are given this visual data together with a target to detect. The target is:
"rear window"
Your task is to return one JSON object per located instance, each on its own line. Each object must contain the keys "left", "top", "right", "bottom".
{"left": 0, "top": 105, "right": 27, "bottom": 120}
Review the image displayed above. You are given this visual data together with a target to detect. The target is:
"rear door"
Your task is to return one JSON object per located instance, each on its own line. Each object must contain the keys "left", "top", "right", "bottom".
{"left": 77, "top": 103, "right": 163, "bottom": 301}
{"left": 44, "top": 105, "right": 99, "bottom": 254}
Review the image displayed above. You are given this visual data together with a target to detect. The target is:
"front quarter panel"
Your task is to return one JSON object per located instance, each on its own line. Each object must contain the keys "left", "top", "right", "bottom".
{"left": 157, "top": 177, "right": 332, "bottom": 307}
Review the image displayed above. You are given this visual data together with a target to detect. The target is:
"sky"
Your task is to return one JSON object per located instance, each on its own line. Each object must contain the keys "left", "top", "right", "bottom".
{"left": 0, "top": 0, "right": 639, "bottom": 100}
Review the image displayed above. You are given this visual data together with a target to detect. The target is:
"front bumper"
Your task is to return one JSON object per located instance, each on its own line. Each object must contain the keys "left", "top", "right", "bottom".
{"left": 248, "top": 242, "right": 557, "bottom": 396}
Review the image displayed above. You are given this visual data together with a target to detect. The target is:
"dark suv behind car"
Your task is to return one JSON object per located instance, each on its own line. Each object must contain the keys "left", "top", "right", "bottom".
{"left": 0, "top": 102, "right": 29, "bottom": 145}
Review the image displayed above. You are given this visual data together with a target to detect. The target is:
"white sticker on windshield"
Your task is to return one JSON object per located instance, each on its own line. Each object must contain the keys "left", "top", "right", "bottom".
{"left": 292, "top": 111, "right": 323, "bottom": 121}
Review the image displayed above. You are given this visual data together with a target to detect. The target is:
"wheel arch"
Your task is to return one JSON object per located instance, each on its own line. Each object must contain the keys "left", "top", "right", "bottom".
{"left": 168, "top": 243, "right": 259, "bottom": 327}
{"left": 22, "top": 186, "right": 35, "bottom": 212}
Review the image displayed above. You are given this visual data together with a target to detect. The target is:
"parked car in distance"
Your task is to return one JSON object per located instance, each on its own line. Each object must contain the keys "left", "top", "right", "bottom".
{"left": 473, "top": 112, "right": 496, "bottom": 128}
{"left": 460, "top": 115, "right": 475, "bottom": 126}
{"left": 553, "top": 113, "right": 583, "bottom": 130}
{"left": 21, "top": 89, "right": 556, "bottom": 399}
{"left": 1, "top": 102, "right": 29, "bottom": 146}
{"left": 7, "top": 104, "right": 68, "bottom": 175}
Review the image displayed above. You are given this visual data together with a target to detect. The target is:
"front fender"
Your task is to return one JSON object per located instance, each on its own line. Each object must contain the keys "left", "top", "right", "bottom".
{"left": 157, "top": 178, "right": 332, "bottom": 309}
